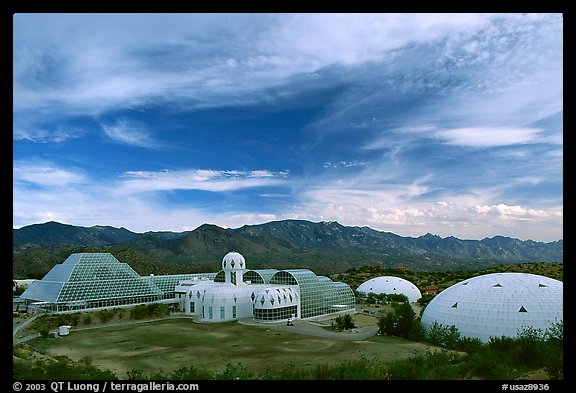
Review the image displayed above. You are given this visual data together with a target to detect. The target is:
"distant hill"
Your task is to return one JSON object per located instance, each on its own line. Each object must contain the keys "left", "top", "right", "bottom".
{"left": 12, "top": 220, "right": 562, "bottom": 278}
{"left": 12, "top": 221, "right": 140, "bottom": 246}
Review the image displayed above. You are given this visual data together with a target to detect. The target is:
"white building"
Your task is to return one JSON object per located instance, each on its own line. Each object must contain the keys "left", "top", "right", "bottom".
{"left": 175, "top": 252, "right": 354, "bottom": 323}
{"left": 21, "top": 251, "right": 355, "bottom": 321}
{"left": 420, "top": 272, "right": 563, "bottom": 342}
{"left": 357, "top": 276, "right": 422, "bottom": 303}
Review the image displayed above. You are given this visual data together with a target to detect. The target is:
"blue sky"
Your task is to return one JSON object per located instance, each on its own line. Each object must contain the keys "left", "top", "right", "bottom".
{"left": 13, "top": 13, "right": 563, "bottom": 241}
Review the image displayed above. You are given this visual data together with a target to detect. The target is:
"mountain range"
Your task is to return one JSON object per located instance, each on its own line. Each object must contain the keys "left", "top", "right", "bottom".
{"left": 12, "top": 220, "right": 562, "bottom": 277}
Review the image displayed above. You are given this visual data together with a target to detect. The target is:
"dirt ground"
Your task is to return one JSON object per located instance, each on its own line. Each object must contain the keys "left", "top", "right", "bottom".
{"left": 33, "top": 316, "right": 432, "bottom": 377}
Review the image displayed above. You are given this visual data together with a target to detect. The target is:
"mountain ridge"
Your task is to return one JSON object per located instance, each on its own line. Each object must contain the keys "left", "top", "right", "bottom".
{"left": 13, "top": 219, "right": 562, "bottom": 266}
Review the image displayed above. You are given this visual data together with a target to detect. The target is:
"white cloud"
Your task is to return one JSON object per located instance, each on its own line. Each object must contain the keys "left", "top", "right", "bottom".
{"left": 474, "top": 204, "right": 562, "bottom": 220}
{"left": 11, "top": 13, "right": 505, "bottom": 117}
{"left": 13, "top": 160, "right": 88, "bottom": 187}
{"left": 12, "top": 14, "right": 562, "bottom": 242}
{"left": 13, "top": 126, "right": 84, "bottom": 143}
{"left": 12, "top": 161, "right": 292, "bottom": 233}
{"left": 12, "top": 159, "right": 563, "bottom": 241}
{"left": 118, "top": 169, "right": 289, "bottom": 194}
{"left": 282, "top": 172, "right": 563, "bottom": 241}
{"left": 100, "top": 119, "right": 161, "bottom": 148}
{"left": 434, "top": 127, "right": 544, "bottom": 147}
{"left": 323, "top": 160, "right": 368, "bottom": 168}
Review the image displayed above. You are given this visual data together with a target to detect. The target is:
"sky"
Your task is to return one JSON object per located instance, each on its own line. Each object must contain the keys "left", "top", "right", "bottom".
{"left": 12, "top": 13, "right": 563, "bottom": 242}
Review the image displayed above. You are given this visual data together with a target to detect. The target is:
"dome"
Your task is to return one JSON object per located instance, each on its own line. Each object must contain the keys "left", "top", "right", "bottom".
{"left": 222, "top": 251, "right": 246, "bottom": 270}
{"left": 254, "top": 286, "right": 299, "bottom": 309}
{"left": 420, "top": 273, "right": 563, "bottom": 343}
{"left": 357, "top": 276, "right": 422, "bottom": 303}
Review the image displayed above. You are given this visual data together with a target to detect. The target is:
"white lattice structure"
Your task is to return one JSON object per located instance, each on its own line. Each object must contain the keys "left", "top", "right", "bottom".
{"left": 420, "top": 273, "right": 563, "bottom": 342}
{"left": 174, "top": 252, "right": 355, "bottom": 323}
{"left": 357, "top": 276, "right": 422, "bottom": 303}
{"left": 22, "top": 251, "right": 355, "bottom": 322}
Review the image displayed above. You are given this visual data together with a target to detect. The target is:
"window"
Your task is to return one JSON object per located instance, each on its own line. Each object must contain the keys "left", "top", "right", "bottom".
{"left": 220, "top": 306, "right": 225, "bottom": 319}
{"left": 254, "top": 305, "right": 298, "bottom": 322}
{"left": 232, "top": 305, "right": 237, "bottom": 319}
{"left": 208, "top": 306, "right": 213, "bottom": 319}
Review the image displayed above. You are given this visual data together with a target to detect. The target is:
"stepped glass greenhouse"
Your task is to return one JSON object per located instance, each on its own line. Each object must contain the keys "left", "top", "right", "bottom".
{"left": 21, "top": 252, "right": 356, "bottom": 324}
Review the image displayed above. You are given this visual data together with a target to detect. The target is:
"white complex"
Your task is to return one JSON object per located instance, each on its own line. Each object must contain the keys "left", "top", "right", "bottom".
{"left": 420, "top": 273, "right": 563, "bottom": 342}
{"left": 175, "top": 251, "right": 355, "bottom": 323}
{"left": 21, "top": 251, "right": 356, "bottom": 323}
{"left": 357, "top": 276, "right": 422, "bottom": 303}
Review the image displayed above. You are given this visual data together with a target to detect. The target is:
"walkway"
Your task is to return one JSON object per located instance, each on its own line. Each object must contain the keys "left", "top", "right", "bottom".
{"left": 13, "top": 312, "right": 43, "bottom": 338}
{"left": 238, "top": 317, "right": 379, "bottom": 341}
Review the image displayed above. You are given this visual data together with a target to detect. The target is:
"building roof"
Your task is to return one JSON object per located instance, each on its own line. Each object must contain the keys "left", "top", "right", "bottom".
{"left": 222, "top": 251, "right": 246, "bottom": 270}
{"left": 420, "top": 272, "right": 563, "bottom": 342}
{"left": 21, "top": 253, "right": 163, "bottom": 304}
{"left": 357, "top": 276, "right": 422, "bottom": 302}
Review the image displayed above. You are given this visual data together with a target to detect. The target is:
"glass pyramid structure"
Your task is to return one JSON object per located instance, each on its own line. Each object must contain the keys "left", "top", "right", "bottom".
{"left": 21, "top": 253, "right": 164, "bottom": 311}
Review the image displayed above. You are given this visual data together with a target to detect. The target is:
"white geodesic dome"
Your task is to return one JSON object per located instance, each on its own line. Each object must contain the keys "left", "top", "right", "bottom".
{"left": 420, "top": 273, "right": 563, "bottom": 343}
{"left": 357, "top": 276, "right": 422, "bottom": 303}
{"left": 222, "top": 251, "right": 246, "bottom": 270}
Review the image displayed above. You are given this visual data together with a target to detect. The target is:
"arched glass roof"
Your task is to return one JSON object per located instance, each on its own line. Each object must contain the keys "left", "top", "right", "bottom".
{"left": 243, "top": 269, "right": 279, "bottom": 284}
{"left": 270, "top": 269, "right": 355, "bottom": 318}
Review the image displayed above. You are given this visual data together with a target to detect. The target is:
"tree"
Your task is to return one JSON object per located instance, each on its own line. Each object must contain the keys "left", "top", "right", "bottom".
{"left": 425, "top": 321, "right": 461, "bottom": 349}
{"left": 333, "top": 314, "right": 356, "bottom": 331}
{"left": 378, "top": 303, "right": 421, "bottom": 339}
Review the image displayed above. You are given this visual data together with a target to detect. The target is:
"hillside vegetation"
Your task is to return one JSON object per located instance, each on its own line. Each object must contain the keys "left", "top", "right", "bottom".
{"left": 335, "top": 262, "right": 563, "bottom": 292}
{"left": 13, "top": 220, "right": 562, "bottom": 279}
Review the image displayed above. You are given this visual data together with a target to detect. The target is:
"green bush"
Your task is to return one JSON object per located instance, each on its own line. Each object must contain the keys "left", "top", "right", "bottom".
{"left": 215, "top": 363, "right": 253, "bottom": 380}
{"left": 387, "top": 350, "right": 463, "bottom": 379}
{"left": 425, "top": 321, "right": 461, "bottom": 349}
{"left": 170, "top": 366, "right": 214, "bottom": 380}
{"left": 378, "top": 302, "right": 420, "bottom": 340}
{"left": 129, "top": 304, "right": 170, "bottom": 320}
{"left": 333, "top": 314, "right": 356, "bottom": 331}
{"left": 97, "top": 309, "right": 116, "bottom": 323}
{"left": 465, "top": 345, "right": 520, "bottom": 379}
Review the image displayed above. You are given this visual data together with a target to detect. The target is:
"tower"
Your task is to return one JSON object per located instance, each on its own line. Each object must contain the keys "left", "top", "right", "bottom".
{"left": 221, "top": 251, "right": 246, "bottom": 286}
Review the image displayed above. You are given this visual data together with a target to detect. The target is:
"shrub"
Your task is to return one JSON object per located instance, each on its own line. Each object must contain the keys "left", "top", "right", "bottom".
{"left": 216, "top": 363, "right": 253, "bottom": 380}
{"left": 170, "top": 366, "right": 213, "bottom": 380}
{"left": 378, "top": 302, "right": 419, "bottom": 339}
{"left": 465, "top": 345, "right": 520, "bottom": 379}
{"left": 425, "top": 321, "right": 461, "bottom": 349}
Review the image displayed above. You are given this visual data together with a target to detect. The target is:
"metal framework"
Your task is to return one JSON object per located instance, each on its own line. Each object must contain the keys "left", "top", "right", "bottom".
{"left": 270, "top": 269, "right": 355, "bottom": 318}
{"left": 21, "top": 253, "right": 355, "bottom": 321}
{"left": 20, "top": 253, "right": 215, "bottom": 312}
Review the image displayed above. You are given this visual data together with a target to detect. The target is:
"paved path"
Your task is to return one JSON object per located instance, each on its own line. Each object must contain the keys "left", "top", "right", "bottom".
{"left": 13, "top": 312, "right": 44, "bottom": 338}
{"left": 13, "top": 332, "right": 41, "bottom": 345}
{"left": 238, "top": 317, "right": 379, "bottom": 341}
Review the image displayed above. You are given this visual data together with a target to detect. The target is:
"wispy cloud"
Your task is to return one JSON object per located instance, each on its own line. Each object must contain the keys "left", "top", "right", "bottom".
{"left": 433, "top": 127, "right": 545, "bottom": 147}
{"left": 13, "top": 126, "right": 84, "bottom": 143}
{"left": 13, "top": 160, "right": 292, "bottom": 232}
{"left": 13, "top": 160, "right": 88, "bottom": 187}
{"left": 13, "top": 14, "right": 563, "bottom": 241}
{"left": 118, "top": 169, "right": 289, "bottom": 194}
{"left": 11, "top": 14, "right": 501, "bottom": 118}
{"left": 323, "top": 160, "right": 367, "bottom": 168}
{"left": 288, "top": 184, "right": 563, "bottom": 241}
{"left": 100, "top": 119, "right": 161, "bottom": 148}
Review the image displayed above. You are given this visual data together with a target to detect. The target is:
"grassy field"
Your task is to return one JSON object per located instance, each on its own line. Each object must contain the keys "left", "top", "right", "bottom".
{"left": 29, "top": 316, "right": 433, "bottom": 377}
